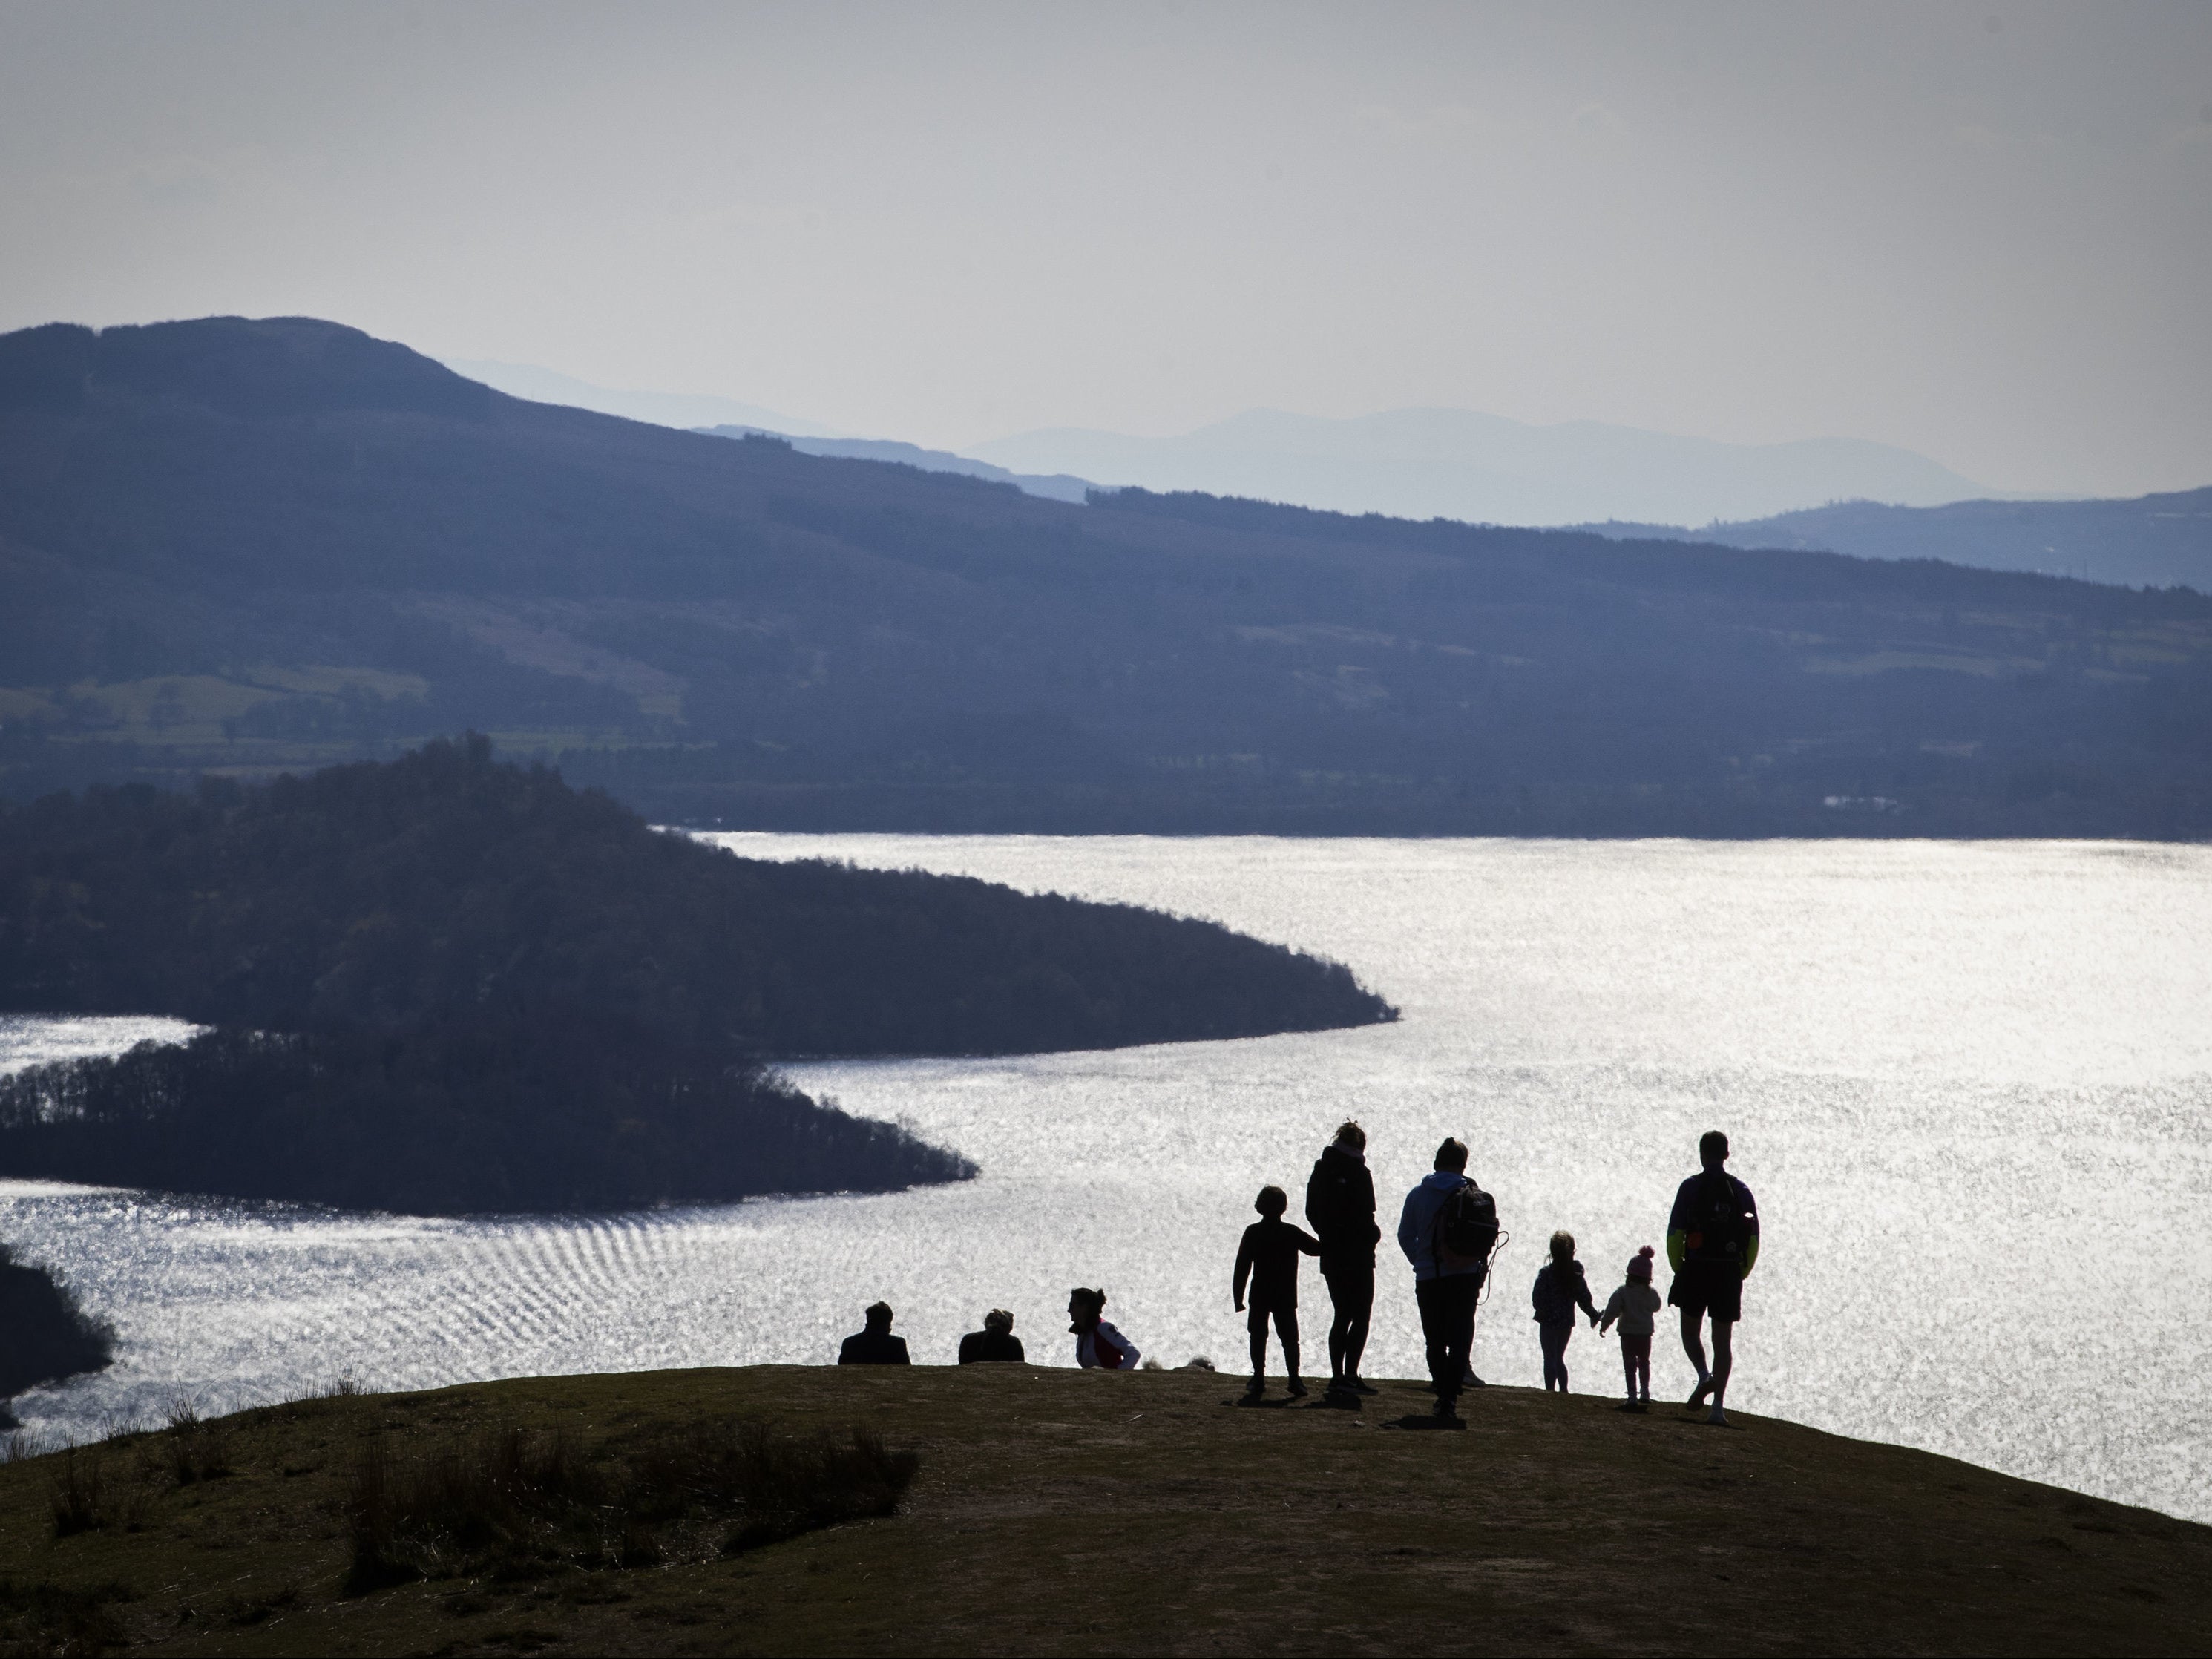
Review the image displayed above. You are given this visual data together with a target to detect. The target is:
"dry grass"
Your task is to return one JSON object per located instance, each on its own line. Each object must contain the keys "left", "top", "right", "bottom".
{"left": 0, "top": 1365, "right": 2205, "bottom": 1657}
{"left": 345, "top": 1419, "right": 917, "bottom": 1590}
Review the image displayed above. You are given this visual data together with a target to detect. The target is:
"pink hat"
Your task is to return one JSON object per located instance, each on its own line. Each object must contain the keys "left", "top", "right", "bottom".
{"left": 1627, "top": 1245, "right": 1655, "bottom": 1279}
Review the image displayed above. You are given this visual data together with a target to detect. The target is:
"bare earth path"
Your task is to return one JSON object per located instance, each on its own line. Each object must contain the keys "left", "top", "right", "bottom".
{"left": 3, "top": 1364, "right": 2205, "bottom": 1656}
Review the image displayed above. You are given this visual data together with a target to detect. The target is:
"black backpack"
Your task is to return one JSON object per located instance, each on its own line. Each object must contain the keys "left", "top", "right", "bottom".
{"left": 1435, "top": 1180, "right": 1499, "bottom": 1267}
{"left": 1688, "top": 1173, "right": 1748, "bottom": 1261}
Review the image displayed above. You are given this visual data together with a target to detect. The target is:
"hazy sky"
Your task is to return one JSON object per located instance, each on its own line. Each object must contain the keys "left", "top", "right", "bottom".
{"left": 2, "top": 1, "right": 2207, "bottom": 493}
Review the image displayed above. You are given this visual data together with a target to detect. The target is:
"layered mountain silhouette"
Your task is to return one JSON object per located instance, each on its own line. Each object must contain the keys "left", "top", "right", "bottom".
{"left": 1, "top": 315, "right": 2207, "bottom": 837}
{"left": 970, "top": 407, "right": 2001, "bottom": 527}
{"left": 695, "top": 426, "right": 1092, "bottom": 504}
{"left": 1573, "top": 489, "right": 2212, "bottom": 592}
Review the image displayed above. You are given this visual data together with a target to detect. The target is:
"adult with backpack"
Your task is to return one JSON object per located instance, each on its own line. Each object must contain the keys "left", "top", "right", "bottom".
{"left": 1667, "top": 1129, "right": 1760, "bottom": 1426}
{"left": 1396, "top": 1137, "right": 1499, "bottom": 1423}
{"left": 1305, "top": 1120, "right": 1382, "bottom": 1396}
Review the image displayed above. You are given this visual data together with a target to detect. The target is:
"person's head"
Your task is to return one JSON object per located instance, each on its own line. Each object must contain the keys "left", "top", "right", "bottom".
{"left": 1434, "top": 1137, "right": 1468, "bottom": 1173}
{"left": 1068, "top": 1287, "right": 1105, "bottom": 1327}
{"left": 1255, "top": 1184, "right": 1287, "bottom": 1218}
{"left": 983, "top": 1307, "right": 1014, "bottom": 1335}
{"left": 1332, "top": 1120, "right": 1367, "bottom": 1153}
{"left": 864, "top": 1300, "right": 893, "bottom": 1330}
{"left": 1627, "top": 1246, "right": 1655, "bottom": 1281}
{"left": 1699, "top": 1129, "right": 1730, "bottom": 1172}
{"left": 1549, "top": 1229, "right": 1575, "bottom": 1265}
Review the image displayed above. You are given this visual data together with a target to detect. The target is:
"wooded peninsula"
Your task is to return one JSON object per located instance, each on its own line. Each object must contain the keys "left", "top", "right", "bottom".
{"left": 0, "top": 738, "right": 1393, "bottom": 1212}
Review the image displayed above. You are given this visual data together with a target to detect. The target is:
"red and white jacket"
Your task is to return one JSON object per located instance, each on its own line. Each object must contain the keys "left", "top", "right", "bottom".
{"left": 1074, "top": 1318, "right": 1141, "bottom": 1370}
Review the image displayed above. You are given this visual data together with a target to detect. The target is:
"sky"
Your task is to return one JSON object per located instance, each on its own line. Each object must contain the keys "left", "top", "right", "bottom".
{"left": 1, "top": 1, "right": 2207, "bottom": 496}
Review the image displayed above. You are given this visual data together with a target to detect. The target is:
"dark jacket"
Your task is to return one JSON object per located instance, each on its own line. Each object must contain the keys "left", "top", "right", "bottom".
{"left": 838, "top": 1328, "right": 910, "bottom": 1365}
{"left": 1667, "top": 1170, "right": 1762, "bottom": 1274}
{"left": 1531, "top": 1260, "right": 1600, "bottom": 1326}
{"left": 1235, "top": 1216, "right": 1322, "bottom": 1310}
{"left": 957, "top": 1329, "right": 1025, "bottom": 1364}
{"left": 1304, "top": 1144, "right": 1381, "bottom": 1270}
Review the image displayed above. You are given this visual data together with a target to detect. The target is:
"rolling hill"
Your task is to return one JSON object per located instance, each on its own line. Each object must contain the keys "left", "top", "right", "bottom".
{"left": 1, "top": 315, "right": 2208, "bottom": 838}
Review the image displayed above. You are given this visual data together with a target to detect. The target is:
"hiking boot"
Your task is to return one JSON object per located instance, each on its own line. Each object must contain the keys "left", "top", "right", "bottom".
{"left": 1243, "top": 1376, "right": 1265, "bottom": 1401}
{"left": 1432, "top": 1396, "right": 1462, "bottom": 1422}
{"left": 1706, "top": 1405, "right": 1730, "bottom": 1427}
{"left": 1286, "top": 1378, "right": 1310, "bottom": 1399}
{"left": 1687, "top": 1376, "right": 1713, "bottom": 1410}
{"left": 1345, "top": 1376, "right": 1379, "bottom": 1396}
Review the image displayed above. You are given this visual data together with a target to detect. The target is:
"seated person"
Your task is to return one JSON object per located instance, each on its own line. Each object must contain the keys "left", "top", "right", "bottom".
{"left": 1068, "top": 1286, "right": 1141, "bottom": 1370}
{"left": 958, "top": 1307, "right": 1025, "bottom": 1363}
{"left": 837, "top": 1300, "right": 911, "bottom": 1365}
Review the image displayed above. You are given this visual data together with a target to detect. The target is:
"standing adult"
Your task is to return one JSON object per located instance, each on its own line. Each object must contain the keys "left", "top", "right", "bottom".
{"left": 1305, "top": 1119, "right": 1381, "bottom": 1396}
{"left": 1397, "top": 1137, "right": 1491, "bottom": 1422}
{"left": 1667, "top": 1130, "right": 1760, "bottom": 1425}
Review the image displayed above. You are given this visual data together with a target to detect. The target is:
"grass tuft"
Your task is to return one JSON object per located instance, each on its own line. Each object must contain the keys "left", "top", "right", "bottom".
{"left": 0, "top": 1576, "right": 131, "bottom": 1657}
{"left": 344, "top": 1419, "right": 919, "bottom": 1594}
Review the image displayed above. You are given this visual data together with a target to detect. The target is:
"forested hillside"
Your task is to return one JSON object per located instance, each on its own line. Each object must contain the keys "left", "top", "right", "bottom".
{"left": 2, "top": 316, "right": 2208, "bottom": 836}
{"left": 1575, "top": 487, "right": 2212, "bottom": 591}
{"left": 0, "top": 739, "right": 1389, "bottom": 1211}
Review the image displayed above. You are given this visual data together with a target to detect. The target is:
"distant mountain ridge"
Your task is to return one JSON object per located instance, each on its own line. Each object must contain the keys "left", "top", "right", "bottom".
{"left": 693, "top": 427, "right": 1093, "bottom": 505}
{"left": 441, "top": 357, "right": 847, "bottom": 439}
{"left": 1, "top": 314, "right": 2208, "bottom": 839}
{"left": 1571, "top": 488, "right": 2212, "bottom": 591}
{"left": 971, "top": 406, "right": 2003, "bottom": 527}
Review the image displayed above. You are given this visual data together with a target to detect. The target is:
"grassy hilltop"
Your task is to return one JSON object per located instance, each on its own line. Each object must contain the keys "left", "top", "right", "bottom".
{"left": 3, "top": 1364, "right": 2205, "bottom": 1657}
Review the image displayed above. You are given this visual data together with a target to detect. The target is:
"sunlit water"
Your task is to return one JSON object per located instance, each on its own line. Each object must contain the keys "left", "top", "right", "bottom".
{"left": 2, "top": 838, "right": 2207, "bottom": 1522}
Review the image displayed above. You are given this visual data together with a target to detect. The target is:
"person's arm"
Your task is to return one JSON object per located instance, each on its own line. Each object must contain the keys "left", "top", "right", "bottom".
{"left": 1576, "top": 1269, "right": 1600, "bottom": 1322}
{"left": 1304, "top": 1163, "right": 1330, "bottom": 1235}
{"left": 1599, "top": 1286, "right": 1623, "bottom": 1333}
{"left": 1667, "top": 1178, "right": 1691, "bottom": 1272}
{"left": 892, "top": 1338, "right": 910, "bottom": 1366}
{"left": 1294, "top": 1224, "right": 1322, "bottom": 1257}
{"left": 1739, "top": 1180, "right": 1760, "bottom": 1278}
{"left": 1008, "top": 1336, "right": 1025, "bottom": 1361}
{"left": 1234, "top": 1229, "right": 1254, "bottom": 1309}
{"left": 1397, "top": 1190, "right": 1423, "bottom": 1267}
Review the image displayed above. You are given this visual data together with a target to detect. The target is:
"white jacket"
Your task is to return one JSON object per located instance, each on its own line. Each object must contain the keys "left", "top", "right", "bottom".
{"left": 1074, "top": 1318, "right": 1141, "bottom": 1370}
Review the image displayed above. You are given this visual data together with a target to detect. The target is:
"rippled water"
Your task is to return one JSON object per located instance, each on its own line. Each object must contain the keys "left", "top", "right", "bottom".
{"left": 3, "top": 838, "right": 2208, "bottom": 1522}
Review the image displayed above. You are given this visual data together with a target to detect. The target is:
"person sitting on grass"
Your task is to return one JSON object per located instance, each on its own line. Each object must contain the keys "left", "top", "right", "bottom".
{"left": 1068, "top": 1287, "right": 1141, "bottom": 1370}
{"left": 1599, "top": 1246, "right": 1663, "bottom": 1411}
{"left": 1531, "top": 1229, "right": 1601, "bottom": 1393}
{"left": 958, "top": 1307, "right": 1025, "bottom": 1364}
{"left": 1233, "top": 1183, "right": 1324, "bottom": 1401}
{"left": 837, "top": 1301, "right": 910, "bottom": 1365}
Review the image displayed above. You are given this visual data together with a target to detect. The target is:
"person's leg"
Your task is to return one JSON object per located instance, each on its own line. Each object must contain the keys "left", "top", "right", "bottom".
{"left": 1681, "top": 1304, "right": 1714, "bottom": 1407}
{"left": 1325, "top": 1284, "right": 1348, "bottom": 1383}
{"left": 1540, "top": 1323, "right": 1568, "bottom": 1391}
{"left": 1246, "top": 1303, "right": 1269, "bottom": 1393}
{"left": 1707, "top": 1318, "right": 1734, "bottom": 1422}
{"left": 1624, "top": 1333, "right": 1652, "bottom": 1405}
{"left": 1279, "top": 1308, "right": 1307, "bottom": 1395}
{"left": 1416, "top": 1278, "right": 1449, "bottom": 1400}
{"left": 1440, "top": 1274, "right": 1479, "bottom": 1413}
{"left": 1342, "top": 1267, "right": 1374, "bottom": 1384}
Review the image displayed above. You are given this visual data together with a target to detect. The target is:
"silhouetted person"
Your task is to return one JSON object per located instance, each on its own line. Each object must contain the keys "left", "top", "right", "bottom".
{"left": 1068, "top": 1287, "right": 1141, "bottom": 1370}
{"left": 1600, "top": 1246, "right": 1662, "bottom": 1410}
{"left": 837, "top": 1300, "right": 910, "bottom": 1365}
{"left": 1234, "top": 1184, "right": 1322, "bottom": 1400}
{"left": 1397, "top": 1137, "right": 1494, "bottom": 1422}
{"left": 1669, "top": 1130, "right": 1760, "bottom": 1425}
{"left": 958, "top": 1307, "right": 1025, "bottom": 1364}
{"left": 1531, "top": 1229, "right": 1601, "bottom": 1393}
{"left": 1306, "top": 1119, "right": 1380, "bottom": 1396}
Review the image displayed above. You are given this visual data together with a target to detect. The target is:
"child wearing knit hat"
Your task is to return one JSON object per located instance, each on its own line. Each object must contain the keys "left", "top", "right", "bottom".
{"left": 1598, "top": 1246, "right": 1664, "bottom": 1412}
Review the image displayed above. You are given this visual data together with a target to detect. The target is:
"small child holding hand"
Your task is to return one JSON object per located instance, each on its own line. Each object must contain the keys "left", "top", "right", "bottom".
{"left": 1234, "top": 1185, "right": 1322, "bottom": 1400}
{"left": 1599, "top": 1245, "right": 1664, "bottom": 1411}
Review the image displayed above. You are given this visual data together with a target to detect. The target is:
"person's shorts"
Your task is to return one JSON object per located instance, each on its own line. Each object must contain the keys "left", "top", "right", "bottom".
{"left": 1246, "top": 1301, "right": 1296, "bottom": 1336}
{"left": 1667, "top": 1261, "right": 1744, "bottom": 1323}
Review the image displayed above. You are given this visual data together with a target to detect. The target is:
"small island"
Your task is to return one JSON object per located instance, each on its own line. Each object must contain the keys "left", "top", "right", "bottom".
{"left": 0, "top": 1245, "right": 112, "bottom": 1425}
{"left": 0, "top": 737, "right": 1394, "bottom": 1212}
